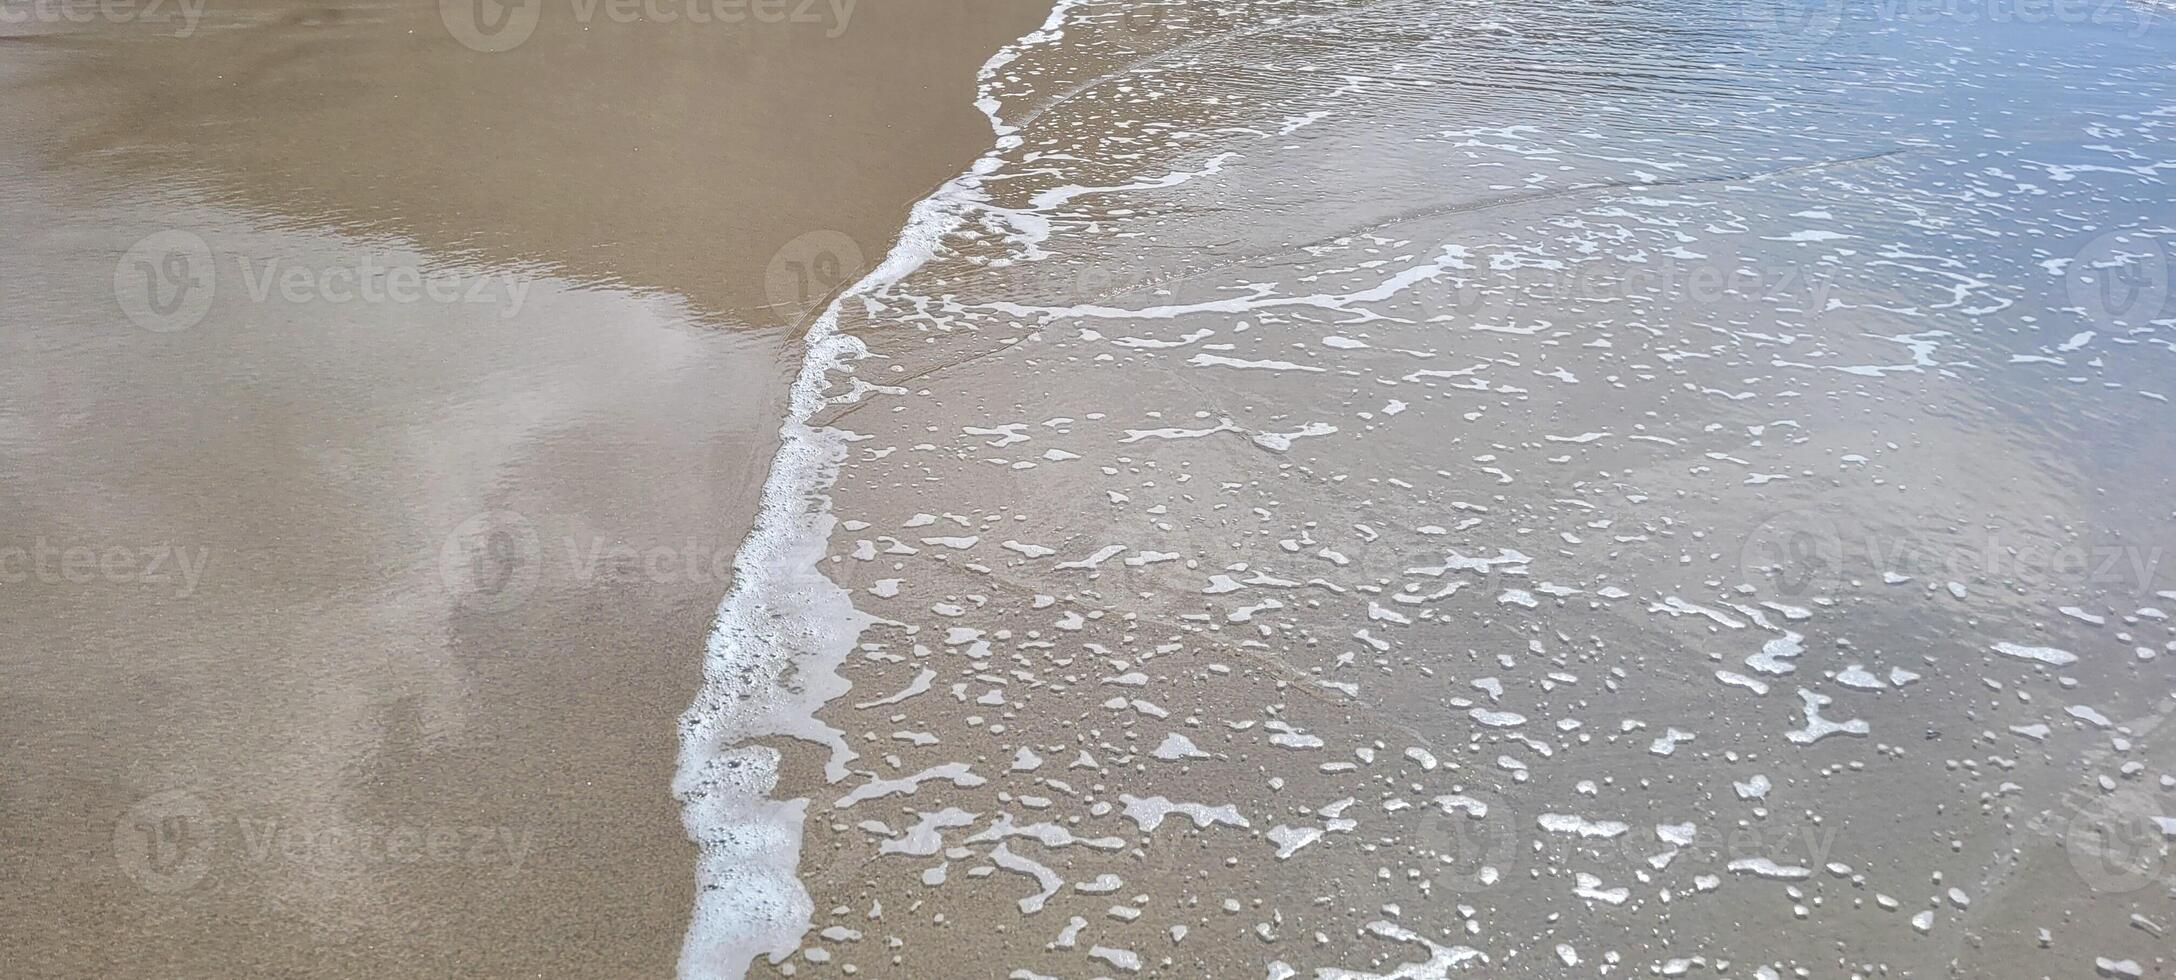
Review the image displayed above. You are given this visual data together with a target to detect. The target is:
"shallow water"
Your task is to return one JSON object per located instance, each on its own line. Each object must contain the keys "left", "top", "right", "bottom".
{"left": 685, "top": 0, "right": 2176, "bottom": 976}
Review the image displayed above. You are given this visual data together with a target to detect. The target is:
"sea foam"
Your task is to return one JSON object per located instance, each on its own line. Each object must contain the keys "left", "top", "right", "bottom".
{"left": 671, "top": 3, "right": 1088, "bottom": 976}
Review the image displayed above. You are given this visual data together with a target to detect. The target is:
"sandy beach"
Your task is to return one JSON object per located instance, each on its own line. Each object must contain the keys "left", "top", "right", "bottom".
{"left": 678, "top": 1, "right": 2176, "bottom": 977}
{"left": 9, "top": 1, "right": 2176, "bottom": 979}
{"left": 0, "top": 1, "right": 1042, "bottom": 976}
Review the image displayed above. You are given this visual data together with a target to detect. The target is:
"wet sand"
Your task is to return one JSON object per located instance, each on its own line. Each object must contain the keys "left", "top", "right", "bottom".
{"left": 0, "top": 1, "right": 1045, "bottom": 977}
{"left": 679, "top": 2, "right": 2176, "bottom": 977}
{"left": 10, "top": 1, "right": 2176, "bottom": 978}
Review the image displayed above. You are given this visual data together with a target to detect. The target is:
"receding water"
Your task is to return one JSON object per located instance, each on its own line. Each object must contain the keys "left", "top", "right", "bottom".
{"left": 678, "top": 1, "right": 2176, "bottom": 975}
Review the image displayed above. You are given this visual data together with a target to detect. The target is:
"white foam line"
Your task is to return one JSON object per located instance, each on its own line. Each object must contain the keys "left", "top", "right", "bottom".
{"left": 991, "top": 151, "right": 1241, "bottom": 258}
{"left": 979, "top": 243, "right": 1472, "bottom": 322}
{"left": 671, "top": 4, "right": 1087, "bottom": 977}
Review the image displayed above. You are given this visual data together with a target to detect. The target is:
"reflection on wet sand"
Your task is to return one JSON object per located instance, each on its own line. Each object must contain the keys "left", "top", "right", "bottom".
{"left": 0, "top": 1, "right": 1044, "bottom": 977}
{"left": 29, "top": 0, "right": 1037, "bottom": 323}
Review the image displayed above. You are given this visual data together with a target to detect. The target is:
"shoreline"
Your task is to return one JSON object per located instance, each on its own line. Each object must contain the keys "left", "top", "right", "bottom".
{"left": 674, "top": 5, "right": 1077, "bottom": 972}
{"left": 8, "top": 1, "right": 2174, "bottom": 978}
{"left": 0, "top": 2, "right": 1046, "bottom": 976}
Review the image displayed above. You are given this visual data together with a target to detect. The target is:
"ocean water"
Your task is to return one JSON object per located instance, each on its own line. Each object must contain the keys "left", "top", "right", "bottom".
{"left": 681, "top": 0, "right": 2176, "bottom": 975}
